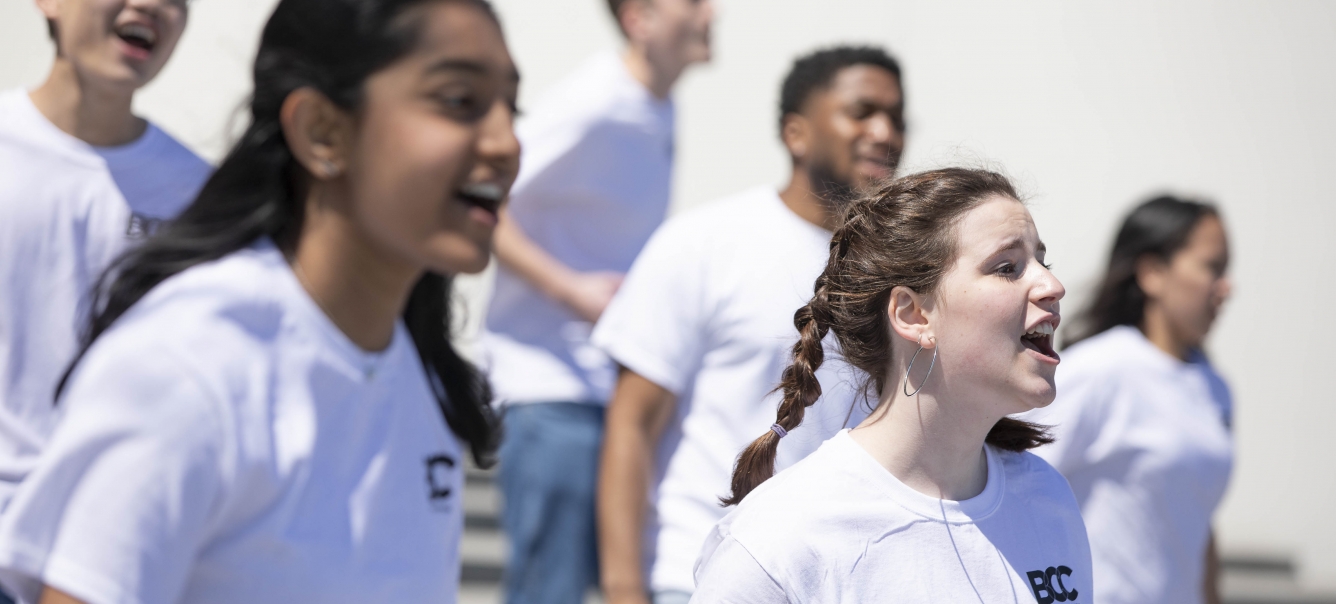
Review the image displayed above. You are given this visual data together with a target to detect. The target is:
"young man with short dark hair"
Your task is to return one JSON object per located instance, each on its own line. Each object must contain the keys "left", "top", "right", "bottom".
{"left": 481, "top": 1, "right": 713, "bottom": 603}
{"left": 0, "top": 0, "right": 209, "bottom": 539}
{"left": 593, "top": 46, "right": 907, "bottom": 604}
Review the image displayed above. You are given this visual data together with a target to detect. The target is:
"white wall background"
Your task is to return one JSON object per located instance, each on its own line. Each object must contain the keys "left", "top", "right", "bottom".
{"left": 4, "top": 0, "right": 1334, "bottom": 587}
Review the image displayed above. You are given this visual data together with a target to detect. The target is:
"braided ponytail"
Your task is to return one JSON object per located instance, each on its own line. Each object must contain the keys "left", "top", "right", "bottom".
{"left": 721, "top": 279, "right": 834, "bottom": 506}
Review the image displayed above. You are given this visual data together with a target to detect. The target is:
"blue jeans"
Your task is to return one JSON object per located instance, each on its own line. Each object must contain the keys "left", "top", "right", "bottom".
{"left": 498, "top": 402, "right": 605, "bottom": 604}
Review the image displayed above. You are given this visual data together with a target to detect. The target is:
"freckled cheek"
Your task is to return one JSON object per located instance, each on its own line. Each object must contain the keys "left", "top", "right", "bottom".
{"left": 939, "top": 290, "right": 1020, "bottom": 367}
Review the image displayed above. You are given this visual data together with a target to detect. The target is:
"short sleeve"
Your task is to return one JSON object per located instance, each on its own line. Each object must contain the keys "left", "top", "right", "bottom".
{"left": 592, "top": 218, "right": 710, "bottom": 395}
{"left": 0, "top": 342, "right": 229, "bottom": 604}
{"left": 691, "top": 536, "right": 789, "bottom": 604}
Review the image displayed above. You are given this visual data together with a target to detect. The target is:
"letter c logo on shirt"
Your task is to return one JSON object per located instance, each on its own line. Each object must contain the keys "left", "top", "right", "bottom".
{"left": 425, "top": 454, "right": 456, "bottom": 512}
{"left": 1026, "top": 566, "right": 1078, "bottom": 603}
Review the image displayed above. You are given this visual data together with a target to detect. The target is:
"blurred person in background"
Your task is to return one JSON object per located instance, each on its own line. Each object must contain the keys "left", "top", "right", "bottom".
{"left": 480, "top": 1, "right": 712, "bottom": 602}
{"left": 0, "top": 0, "right": 518, "bottom": 602}
{"left": 593, "top": 46, "right": 905, "bottom": 604}
{"left": 0, "top": 0, "right": 208, "bottom": 551}
{"left": 1027, "top": 195, "right": 1233, "bottom": 604}
{"left": 694, "top": 168, "right": 1091, "bottom": 602}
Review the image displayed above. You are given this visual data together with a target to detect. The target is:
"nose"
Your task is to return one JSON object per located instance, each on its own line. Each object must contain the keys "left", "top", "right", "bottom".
{"left": 1034, "top": 264, "right": 1066, "bottom": 311}
{"left": 866, "top": 112, "right": 894, "bottom": 145}
{"left": 478, "top": 99, "right": 521, "bottom": 179}
{"left": 1216, "top": 274, "right": 1233, "bottom": 301}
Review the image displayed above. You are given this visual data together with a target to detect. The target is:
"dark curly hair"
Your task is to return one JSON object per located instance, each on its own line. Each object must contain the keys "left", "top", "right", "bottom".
{"left": 779, "top": 45, "right": 903, "bottom": 135}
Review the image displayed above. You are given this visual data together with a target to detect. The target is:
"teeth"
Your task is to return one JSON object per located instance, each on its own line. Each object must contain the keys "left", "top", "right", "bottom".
{"left": 118, "top": 23, "right": 156, "bottom": 44}
{"left": 1024, "top": 322, "right": 1054, "bottom": 337}
{"left": 460, "top": 182, "right": 503, "bottom": 202}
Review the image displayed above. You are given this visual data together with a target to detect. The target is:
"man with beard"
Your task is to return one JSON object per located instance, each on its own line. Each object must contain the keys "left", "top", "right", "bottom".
{"left": 592, "top": 46, "right": 906, "bottom": 604}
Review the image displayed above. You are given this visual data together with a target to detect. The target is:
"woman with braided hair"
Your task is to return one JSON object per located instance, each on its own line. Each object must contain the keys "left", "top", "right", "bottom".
{"left": 692, "top": 168, "right": 1093, "bottom": 603}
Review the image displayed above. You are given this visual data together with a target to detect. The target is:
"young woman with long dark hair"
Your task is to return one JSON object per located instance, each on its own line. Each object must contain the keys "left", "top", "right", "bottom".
{"left": 0, "top": 0, "right": 519, "bottom": 602}
{"left": 1029, "top": 196, "right": 1233, "bottom": 604}
{"left": 692, "top": 168, "right": 1092, "bottom": 602}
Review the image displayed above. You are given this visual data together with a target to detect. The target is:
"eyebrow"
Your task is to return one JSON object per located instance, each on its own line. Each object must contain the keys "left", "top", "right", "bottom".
{"left": 425, "top": 58, "right": 521, "bottom": 82}
{"left": 987, "top": 236, "right": 1045, "bottom": 256}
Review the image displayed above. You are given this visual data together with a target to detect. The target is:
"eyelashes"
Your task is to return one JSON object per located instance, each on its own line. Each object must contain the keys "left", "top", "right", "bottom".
{"left": 993, "top": 260, "right": 1053, "bottom": 278}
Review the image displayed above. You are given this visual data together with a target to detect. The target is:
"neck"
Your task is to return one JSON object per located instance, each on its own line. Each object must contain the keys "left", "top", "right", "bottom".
{"left": 849, "top": 371, "right": 996, "bottom": 501}
{"left": 29, "top": 59, "right": 146, "bottom": 147}
{"left": 622, "top": 46, "right": 681, "bottom": 99}
{"left": 779, "top": 164, "right": 840, "bottom": 231}
{"left": 1140, "top": 307, "right": 1191, "bottom": 361}
{"left": 289, "top": 185, "right": 421, "bottom": 352}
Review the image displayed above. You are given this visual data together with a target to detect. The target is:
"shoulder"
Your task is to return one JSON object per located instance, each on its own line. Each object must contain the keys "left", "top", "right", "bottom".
{"left": 1061, "top": 326, "right": 1158, "bottom": 378}
{"left": 520, "top": 54, "right": 635, "bottom": 133}
{"left": 520, "top": 53, "right": 671, "bottom": 148}
{"left": 141, "top": 123, "right": 212, "bottom": 180}
{"left": 721, "top": 436, "right": 895, "bottom": 556}
{"left": 0, "top": 89, "right": 99, "bottom": 169}
{"left": 96, "top": 243, "right": 296, "bottom": 372}
{"left": 650, "top": 188, "right": 780, "bottom": 248}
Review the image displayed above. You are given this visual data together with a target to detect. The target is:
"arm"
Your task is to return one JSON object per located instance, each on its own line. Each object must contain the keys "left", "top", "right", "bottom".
{"left": 1204, "top": 530, "right": 1221, "bottom": 604}
{"left": 39, "top": 588, "right": 84, "bottom": 604}
{"left": 598, "top": 368, "right": 677, "bottom": 604}
{"left": 493, "top": 207, "right": 622, "bottom": 323}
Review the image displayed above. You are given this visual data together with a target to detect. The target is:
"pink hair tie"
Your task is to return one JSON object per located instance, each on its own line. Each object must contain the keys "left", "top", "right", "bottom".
{"left": 770, "top": 423, "right": 789, "bottom": 438}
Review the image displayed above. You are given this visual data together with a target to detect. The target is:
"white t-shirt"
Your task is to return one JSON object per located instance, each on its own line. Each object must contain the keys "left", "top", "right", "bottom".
{"left": 483, "top": 51, "right": 675, "bottom": 405}
{"left": 1023, "top": 325, "right": 1234, "bottom": 604}
{"left": 591, "top": 188, "right": 868, "bottom": 593}
{"left": 0, "top": 243, "right": 468, "bottom": 604}
{"left": 0, "top": 88, "right": 211, "bottom": 508}
{"left": 693, "top": 430, "right": 1094, "bottom": 604}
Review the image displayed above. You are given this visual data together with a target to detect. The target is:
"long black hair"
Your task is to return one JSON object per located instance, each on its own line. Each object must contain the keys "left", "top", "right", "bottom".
{"left": 59, "top": 0, "right": 501, "bottom": 466}
{"left": 1065, "top": 194, "right": 1219, "bottom": 348}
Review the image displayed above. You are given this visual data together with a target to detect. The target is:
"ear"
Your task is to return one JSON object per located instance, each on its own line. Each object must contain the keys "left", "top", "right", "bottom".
{"left": 781, "top": 112, "right": 810, "bottom": 163}
{"left": 886, "top": 285, "right": 935, "bottom": 349}
{"left": 1135, "top": 254, "right": 1169, "bottom": 301}
{"left": 279, "top": 87, "right": 354, "bottom": 181}
{"left": 618, "top": 0, "right": 653, "bottom": 43}
{"left": 35, "top": 0, "right": 59, "bottom": 20}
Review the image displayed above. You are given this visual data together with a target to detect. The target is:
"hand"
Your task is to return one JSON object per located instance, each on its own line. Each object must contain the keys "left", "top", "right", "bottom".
{"left": 558, "top": 271, "right": 624, "bottom": 322}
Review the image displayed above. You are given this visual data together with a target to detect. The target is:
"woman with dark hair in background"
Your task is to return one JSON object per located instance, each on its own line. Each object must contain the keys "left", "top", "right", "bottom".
{"left": 0, "top": 0, "right": 519, "bottom": 602}
{"left": 692, "top": 168, "right": 1092, "bottom": 602}
{"left": 1028, "top": 196, "right": 1233, "bottom": 604}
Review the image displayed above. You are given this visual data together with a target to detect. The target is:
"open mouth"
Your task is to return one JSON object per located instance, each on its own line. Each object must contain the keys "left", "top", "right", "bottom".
{"left": 116, "top": 22, "right": 158, "bottom": 53}
{"left": 456, "top": 182, "right": 504, "bottom": 218}
{"left": 1021, "top": 321, "right": 1059, "bottom": 362}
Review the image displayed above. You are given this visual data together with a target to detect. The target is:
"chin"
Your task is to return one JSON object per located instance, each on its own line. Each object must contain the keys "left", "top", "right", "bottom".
{"left": 1009, "top": 374, "right": 1057, "bottom": 412}
{"left": 433, "top": 251, "right": 491, "bottom": 276}
{"left": 422, "top": 234, "right": 493, "bottom": 275}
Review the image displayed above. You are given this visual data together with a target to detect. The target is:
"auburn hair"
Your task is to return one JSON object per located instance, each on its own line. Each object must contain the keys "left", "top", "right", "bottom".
{"left": 722, "top": 167, "right": 1052, "bottom": 505}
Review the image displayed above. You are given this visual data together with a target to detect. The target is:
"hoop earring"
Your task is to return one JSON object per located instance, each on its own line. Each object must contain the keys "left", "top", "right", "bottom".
{"left": 902, "top": 336, "right": 938, "bottom": 397}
